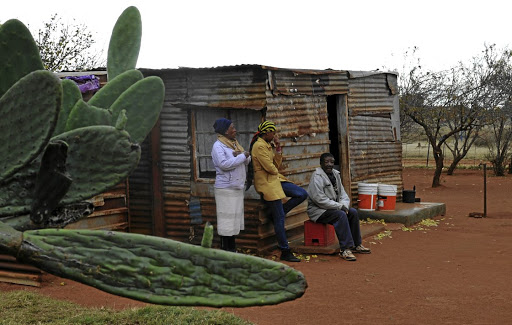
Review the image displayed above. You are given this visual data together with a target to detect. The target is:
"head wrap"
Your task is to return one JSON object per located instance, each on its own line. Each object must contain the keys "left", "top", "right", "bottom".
{"left": 257, "top": 121, "right": 276, "bottom": 134}
{"left": 213, "top": 118, "right": 232, "bottom": 135}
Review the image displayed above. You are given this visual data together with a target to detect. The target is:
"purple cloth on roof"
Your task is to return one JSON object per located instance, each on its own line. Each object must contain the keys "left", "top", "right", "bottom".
{"left": 65, "top": 75, "right": 100, "bottom": 93}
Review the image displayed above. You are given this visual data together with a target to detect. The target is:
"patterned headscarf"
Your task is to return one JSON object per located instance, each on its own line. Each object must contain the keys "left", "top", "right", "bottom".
{"left": 257, "top": 121, "right": 276, "bottom": 134}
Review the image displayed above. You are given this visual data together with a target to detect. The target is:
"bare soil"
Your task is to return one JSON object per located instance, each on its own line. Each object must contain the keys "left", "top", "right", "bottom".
{"left": 2, "top": 168, "right": 512, "bottom": 324}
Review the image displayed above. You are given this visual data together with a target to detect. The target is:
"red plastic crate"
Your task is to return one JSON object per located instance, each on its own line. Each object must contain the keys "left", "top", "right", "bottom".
{"left": 304, "top": 220, "right": 336, "bottom": 246}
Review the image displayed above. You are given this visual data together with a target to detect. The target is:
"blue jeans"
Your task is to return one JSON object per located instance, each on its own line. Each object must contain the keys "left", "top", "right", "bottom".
{"left": 316, "top": 208, "right": 361, "bottom": 250}
{"left": 265, "top": 182, "right": 308, "bottom": 250}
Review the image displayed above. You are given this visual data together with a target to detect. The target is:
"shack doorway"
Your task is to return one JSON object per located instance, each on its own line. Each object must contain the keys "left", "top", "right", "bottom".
{"left": 327, "top": 94, "right": 351, "bottom": 195}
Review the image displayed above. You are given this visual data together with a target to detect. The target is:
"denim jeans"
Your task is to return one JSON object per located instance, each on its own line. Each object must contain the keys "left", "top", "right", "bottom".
{"left": 265, "top": 182, "right": 308, "bottom": 249}
{"left": 316, "top": 207, "right": 361, "bottom": 250}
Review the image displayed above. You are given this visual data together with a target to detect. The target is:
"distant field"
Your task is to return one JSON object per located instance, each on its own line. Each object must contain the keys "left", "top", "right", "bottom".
{"left": 402, "top": 142, "right": 490, "bottom": 168}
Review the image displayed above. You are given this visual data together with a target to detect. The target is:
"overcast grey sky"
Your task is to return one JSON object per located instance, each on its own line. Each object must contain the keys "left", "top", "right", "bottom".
{"left": 3, "top": 0, "right": 511, "bottom": 73}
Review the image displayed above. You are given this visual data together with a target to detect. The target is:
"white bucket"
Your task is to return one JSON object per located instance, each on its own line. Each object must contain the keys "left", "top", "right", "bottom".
{"left": 378, "top": 184, "right": 397, "bottom": 196}
{"left": 377, "top": 184, "right": 398, "bottom": 211}
{"left": 358, "top": 183, "right": 378, "bottom": 211}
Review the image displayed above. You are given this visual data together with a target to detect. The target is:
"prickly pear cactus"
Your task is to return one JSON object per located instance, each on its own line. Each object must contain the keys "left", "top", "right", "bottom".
{"left": 107, "top": 6, "right": 142, "bottom": 80}
{"left": 0, "top": 19, "right": 44, "bottom": 98}
{"left": 0, "top": 6, "right": 307, "bottom": 307}
{"left": 0, "top": 70, "right": 61, "bottom": 181}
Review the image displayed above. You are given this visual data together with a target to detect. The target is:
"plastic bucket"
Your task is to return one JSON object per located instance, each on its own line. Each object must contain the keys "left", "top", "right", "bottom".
{"left": 377, "top": 184, "right": 397, "bottom": 211}
{"left": 358, "top": 183, "right": 378, "bottom": 211}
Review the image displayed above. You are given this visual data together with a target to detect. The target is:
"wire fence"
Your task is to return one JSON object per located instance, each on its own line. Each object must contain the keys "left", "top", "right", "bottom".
{"left": 402, "top": 142, "right": 490, "bottom": 168}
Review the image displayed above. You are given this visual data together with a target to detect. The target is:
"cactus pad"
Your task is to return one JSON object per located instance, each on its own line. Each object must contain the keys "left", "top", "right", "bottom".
{"left": 110, "top": 76, "right": 165, "bottom": 143}
{"left": 53, "top": 125, "right": 141, "bottom": 204}
{"left": 88, "top": 69, "right": 143, "bottom": 109}
{"left": 0, "top": 19, "right": 44, "bottom": 98}
{"left": 54, "top": 79, "right": 82, "bottom": 136}
{"left": 107, "top": 7, "right": 142, "bottom": 80}
{"left": 65, "top": 99, "right": 113, "bottom": 131}
{"left": 18, "top": 228, "right": 307, "bottom": 306}
{"left": 0, "top": 70, "right": 61, "bottom": 182}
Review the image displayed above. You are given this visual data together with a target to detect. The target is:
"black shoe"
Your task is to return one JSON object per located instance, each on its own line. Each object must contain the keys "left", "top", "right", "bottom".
{"left": 220, "top": 236, "right": 230, "bottom": 251}
{"left": 280, "top": 249, "right": 301, "bottom": 262}
{"left": 228, "top": 236, "right": 237, "bottom": 253}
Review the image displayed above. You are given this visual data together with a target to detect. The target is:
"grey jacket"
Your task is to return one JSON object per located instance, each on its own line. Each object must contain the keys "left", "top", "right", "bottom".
{"left": 307, "top": 167, "right": 350, "bottom": 221}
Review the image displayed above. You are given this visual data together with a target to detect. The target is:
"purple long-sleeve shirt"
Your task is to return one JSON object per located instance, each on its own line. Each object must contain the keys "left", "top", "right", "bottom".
{"left": 211, "top": 140, "right": 251, "bottom": 189}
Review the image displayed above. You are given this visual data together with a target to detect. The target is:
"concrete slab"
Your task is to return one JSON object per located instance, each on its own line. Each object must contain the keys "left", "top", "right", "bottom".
{"left": 289, "top": 223, "right": 385, "bottom": 255}
{"left": 358, "top": 202, "right": 446, "bottom": 227}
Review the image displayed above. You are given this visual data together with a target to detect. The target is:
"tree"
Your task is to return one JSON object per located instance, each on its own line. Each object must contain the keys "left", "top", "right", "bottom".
{"left": 400, "top": 65, "right": 482, "bottom": 186}
{"left": 484, "top": 103, "right": 512, "bottom": 176}
{"left": 478, "top": 46, "right": 512, "bottom": 176}
{"left": 399, "top": 45, "right": 511, "bottom": 186}
{"left": 34, "top": 14, "right": 105, "bottom": 72}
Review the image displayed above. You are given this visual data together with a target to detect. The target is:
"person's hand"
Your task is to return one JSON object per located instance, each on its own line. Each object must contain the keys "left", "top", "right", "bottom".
{"left": 273, "top": 135, "right": 282, "bottom": 153}
{"left": 273, "top": 135, "right": 280, "bottom": 147}
{"left": 341, "top": 206, "right": 349, "bottom": 213}
{"left": 244, "top": 151, "right": 250, "bottom": 158}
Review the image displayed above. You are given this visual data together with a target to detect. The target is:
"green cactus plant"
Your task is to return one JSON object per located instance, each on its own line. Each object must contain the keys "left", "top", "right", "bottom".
{"left": 107, "top": 6, "right": 142, "bottom": 80}
{"left": 0, "top": 5, "right": 307, "bottom": 307}
{"left": 0, "top": 19, "right": 44, "bottom": 98}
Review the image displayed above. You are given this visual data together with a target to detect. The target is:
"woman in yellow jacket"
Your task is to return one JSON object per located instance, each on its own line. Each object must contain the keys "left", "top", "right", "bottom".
{"left": 248, "top": 121, "right": 307, "bottom": 262}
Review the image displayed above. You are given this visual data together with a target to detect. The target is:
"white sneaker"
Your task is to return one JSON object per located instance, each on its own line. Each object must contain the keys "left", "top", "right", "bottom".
{"left": 339, "top": 249, "right": 356, "bottom": 261}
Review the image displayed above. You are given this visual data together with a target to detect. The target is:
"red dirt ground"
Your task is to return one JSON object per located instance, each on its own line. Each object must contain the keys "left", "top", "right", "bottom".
{"left": 2, "top": 167, "right": 512, "bottom": 324}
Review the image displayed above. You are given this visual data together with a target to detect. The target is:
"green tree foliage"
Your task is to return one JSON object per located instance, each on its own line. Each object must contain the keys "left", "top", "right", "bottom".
{"left": 34, "top": 14, "right": 105, "bottom": 72}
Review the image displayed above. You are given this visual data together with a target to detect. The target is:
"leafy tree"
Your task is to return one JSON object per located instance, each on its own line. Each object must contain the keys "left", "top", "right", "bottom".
{"left": 34, "top": 14, "right": 105, "bottom": 72}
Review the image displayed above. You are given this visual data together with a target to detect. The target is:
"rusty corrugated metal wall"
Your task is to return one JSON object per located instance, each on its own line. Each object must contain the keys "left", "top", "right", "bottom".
{"left": 347, "top": 72, "right": 403, "bottom": 201}
{"left": 132, "top": 66, "right": 401, "bottom": 252}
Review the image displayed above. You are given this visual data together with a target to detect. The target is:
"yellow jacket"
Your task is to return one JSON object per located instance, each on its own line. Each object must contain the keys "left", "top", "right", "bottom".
{"left": 251, "top": 137, "right": 288, "bottom": 201}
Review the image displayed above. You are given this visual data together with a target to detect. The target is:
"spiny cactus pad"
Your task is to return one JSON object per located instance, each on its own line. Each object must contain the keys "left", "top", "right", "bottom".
{"left": 17, "top": 228, "right": 307, "bottom": 307}
{"left": 52, "top": 125, "right": 141, "bottom": 204}
{"left": 54, "top": 79, "right": 82, "bottom": 136}
{"left": 0, "top": 70, "right": 61, "bottom": 182}
{"left": 107, "top": 6, "right": 142, "bottom": 80}
{"left": 110, "top": 76, "right": 165, "bottom": 143}
{"left": 88, "top": 69, "right": 143, "bottom": 109}
{"left": 0, "top": 126, "right": 140, "bottom": 216}
{"left": 0, "top": 19, "right": 44, "bottom": 98}
{"left": 65, "top": 99, "right": 113, "bottom": 131}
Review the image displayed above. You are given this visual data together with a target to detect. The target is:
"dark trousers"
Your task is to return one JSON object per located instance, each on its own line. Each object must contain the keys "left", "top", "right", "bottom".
{"left": 316, "top": 207, "right": 361, "bottom": 250}
{"left": 265, "top": 182, "right": 308, "bottom": 250}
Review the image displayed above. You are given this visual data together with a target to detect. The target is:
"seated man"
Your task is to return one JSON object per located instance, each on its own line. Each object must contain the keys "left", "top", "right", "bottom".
{"left": 307, "top": 153, "right": 371, "bottom": 261}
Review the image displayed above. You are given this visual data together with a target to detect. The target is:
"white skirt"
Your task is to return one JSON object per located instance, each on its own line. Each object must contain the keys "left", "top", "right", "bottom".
{"left": 214, "top": 187, "right": 245, "bottom": 236}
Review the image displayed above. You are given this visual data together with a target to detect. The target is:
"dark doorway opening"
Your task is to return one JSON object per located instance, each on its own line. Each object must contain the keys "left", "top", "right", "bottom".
{"left": 327, "top": 95, "right": 340, "bottom": 170}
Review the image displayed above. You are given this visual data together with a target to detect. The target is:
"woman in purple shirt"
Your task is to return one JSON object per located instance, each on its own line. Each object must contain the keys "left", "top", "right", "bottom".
{"left": 211, "top": 118, "right": 251, "bottom": 251}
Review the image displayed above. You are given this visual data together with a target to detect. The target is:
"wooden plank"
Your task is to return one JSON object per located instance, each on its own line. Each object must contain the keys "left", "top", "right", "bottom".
{"left": 0, "top": 261, "right": 41, "bottom": 273}
{"left": 0, "top": 269, "right": 42, "bottom": 288}
{"left": 0, "top": 275, "right": 41, "bottom": 287}
{"left": 337, "top": 95, "right": 352, "bottom": 199}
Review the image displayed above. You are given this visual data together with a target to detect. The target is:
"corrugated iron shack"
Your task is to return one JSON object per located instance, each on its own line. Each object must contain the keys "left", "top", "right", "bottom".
{"left": 130, "top": 65, "right": 401, "bottom": 252}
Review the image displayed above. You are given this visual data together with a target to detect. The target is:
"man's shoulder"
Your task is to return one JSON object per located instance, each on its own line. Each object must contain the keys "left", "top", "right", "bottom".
{"left": 311, "top": 168, "right": 326, "bottom": 180}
